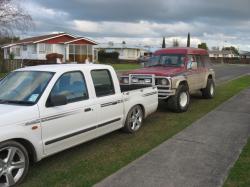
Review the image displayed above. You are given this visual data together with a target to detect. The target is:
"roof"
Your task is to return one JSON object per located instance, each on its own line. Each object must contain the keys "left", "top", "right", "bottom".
{"left": 209, "top": 50, "right": 235, "bottom": 55}
{"left": 15, "top": 64, "right": 111, "bottom": 73}
{"left": 240, "top": 52, "right": 250, "bottom": 56}
{"left": 96, "top": 43, "right": 149, "bottom": 50}
{"left": 2, "top": 33, "right": 97, "bottom": 48}
{"left": 154, "top": 47, "right": 208, "bottom": 55}
{"left": 64, "top": 37, "right": 98, "bottom": 45}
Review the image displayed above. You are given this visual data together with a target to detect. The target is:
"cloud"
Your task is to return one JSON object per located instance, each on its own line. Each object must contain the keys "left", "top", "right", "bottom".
{"left": 19, "top": 0, "right": 250, "bottom": 50}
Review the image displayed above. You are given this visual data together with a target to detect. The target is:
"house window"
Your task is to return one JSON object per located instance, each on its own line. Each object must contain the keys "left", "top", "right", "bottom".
{"left": 81, "top": 45, "right": 87, "bottom": 55}
{"left": 13, "top": 47, "right": 20, "bottom": 57}
{"left": 69, "top": 45, "right": 75, "bottom": 54}
{"left": 31, "top": 44, "right": 37, "bottom": 54}
{"left": 39, "top": 43, "right": 46, "bottom": 54}
{"left": 23, "top": 45, "right": 27, "bottom": 51}
{"left": 75, "top": 45, "right": 81, "bottom": 54}
{"left": 87, "top": 45, "right": 92, "bottom": 55}
{"left": 68, "top": 44, "right": 93, "bottom": 63}
{"left": 46, "top": 44, "right": 52, "bottom": 53}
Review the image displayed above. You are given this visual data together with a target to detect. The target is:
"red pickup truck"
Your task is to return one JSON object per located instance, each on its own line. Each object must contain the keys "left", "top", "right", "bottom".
{"left": 120, "top": 47, "right": 215, "bottom": 112}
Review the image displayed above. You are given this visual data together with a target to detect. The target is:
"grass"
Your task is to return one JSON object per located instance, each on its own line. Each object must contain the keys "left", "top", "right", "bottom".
{"left": 224, "top": 138, "right": 250, "bottom": 187}
{"left": 108, "top": 63, "right": 141, "bottom": 71}
{"left": 20, "top": 76, "right": 250, "bottom": 187}
{"left": 0, "top": 72, "right": 6, "bottom": 78}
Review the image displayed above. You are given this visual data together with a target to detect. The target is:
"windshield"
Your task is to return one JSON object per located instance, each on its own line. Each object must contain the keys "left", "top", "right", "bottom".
{"left": 145, "top": 54, "right": 185, "bottom": 67}
{"left": 0, "top": 71, "right": 54, "bottom": 105}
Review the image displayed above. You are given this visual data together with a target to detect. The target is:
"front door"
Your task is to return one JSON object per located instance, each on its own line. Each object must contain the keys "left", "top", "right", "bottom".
{"left": 39, "top": 71, "right": 98, "bottom": 155}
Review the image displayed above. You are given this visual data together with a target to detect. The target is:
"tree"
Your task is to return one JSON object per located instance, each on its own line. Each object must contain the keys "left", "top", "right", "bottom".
{"left": 0, "top": 0, "right": 33, "bottom": 36}
{"left": 162, "top": 36, "right": 166, "bottom": 48}
{"left": 222, "top": 46, "right": 239, "bottom": 55}
{"left": 173, "top": 39, "right": 179, "bottom": 47}
{"left": 187, "top": 32, "right": 190, "bottom": 47}
{"left": 198, "top": 43, "right": 208, "bottom": 50}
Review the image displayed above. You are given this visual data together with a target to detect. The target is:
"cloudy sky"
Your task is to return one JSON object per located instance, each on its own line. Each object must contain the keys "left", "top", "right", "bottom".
{"left": 19, "top": 0, "right": 250, "bottom": 50}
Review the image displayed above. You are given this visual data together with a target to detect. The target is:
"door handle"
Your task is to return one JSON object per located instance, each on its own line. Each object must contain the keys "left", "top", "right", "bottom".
{"left": 84, "top": 108, "right": 92, "bottom": 112}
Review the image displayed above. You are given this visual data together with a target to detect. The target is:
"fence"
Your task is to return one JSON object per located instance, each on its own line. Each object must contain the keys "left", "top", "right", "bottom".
{"left": 1, "top": 59, "right": 57, "bottom": 72}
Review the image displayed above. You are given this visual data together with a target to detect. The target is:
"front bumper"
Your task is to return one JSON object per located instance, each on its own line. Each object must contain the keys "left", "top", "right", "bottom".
{"left": 120, "top": 74, "right": 176, "bottom": 99}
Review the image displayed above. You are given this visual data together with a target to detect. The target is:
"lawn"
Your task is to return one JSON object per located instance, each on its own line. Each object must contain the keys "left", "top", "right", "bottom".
{"left": 224, "top": 138, "right": 250, "bottom": 187}
{"left": 0, "top": 72, "right": 6, "bottom": 78}
{"left": 108, "top": 63, "right": 141, "bottom": 71}
{"left": 20, "top": 76, "right": 250, "bottom": 187}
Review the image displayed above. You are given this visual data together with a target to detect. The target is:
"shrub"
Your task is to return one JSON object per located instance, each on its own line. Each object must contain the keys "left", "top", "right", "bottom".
{"left": 9, "top": 52, "right": 15, "bottom": 61}
{"left": 46, "top": 53, "right": 63, "bottom": 61}
{"left": 98, "top": 50, "right": 119, "bottom": 63}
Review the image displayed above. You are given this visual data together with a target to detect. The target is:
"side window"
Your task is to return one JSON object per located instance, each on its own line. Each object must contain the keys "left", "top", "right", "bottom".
{"left": 187, "top": 55, "right": 198, "bottom": 69}
{"left": 201, "top": 55, "right": 211, "bottom": 67}
{"left": 91, "top": 69, "right": 115, "bottom": 97}
{"left": 195, "top": 55, "right": 202, "bottom": 68}
{"left": 50, "top": 71, "right": 88, "bottom": 103}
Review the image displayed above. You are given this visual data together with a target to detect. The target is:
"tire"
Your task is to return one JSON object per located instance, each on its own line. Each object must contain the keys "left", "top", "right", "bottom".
{"left": 201, "top": 78, "right": 215, "bottom": 99}
{"left": 167, "top": 84, "right": 190, "bottom": 113}
{"left": 0, "top": 141, "right": 29, "bottom": 187}
{"left": 123, "top": 105, "right": 143, "bottom": 133}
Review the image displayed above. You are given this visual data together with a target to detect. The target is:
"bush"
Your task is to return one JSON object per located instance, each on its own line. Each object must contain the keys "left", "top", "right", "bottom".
{"left": 98, "top": 50, "right": 119, "bottom": 63}
{"left": 9, "top": 52, "right": 15, "bottom": 61}
{"left": 46, "top": 53, "right": 63, "bottom": 61}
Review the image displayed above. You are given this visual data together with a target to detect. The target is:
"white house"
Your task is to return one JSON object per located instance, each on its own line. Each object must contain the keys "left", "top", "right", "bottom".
{"left": 2, "top": 33, "right": 98, "bottom": 63}
{"left": 209, "top": 50, "right": 237, "bottom": 58}
{"left": 95, "top": 43, "right": 150, "bottom": 61}
{"left": 240, "top": 51, "right": 250, "bottom": 59}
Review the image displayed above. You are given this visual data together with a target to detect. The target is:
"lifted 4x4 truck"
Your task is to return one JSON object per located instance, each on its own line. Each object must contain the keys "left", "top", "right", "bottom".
{"left": 0, "top": 64, "right": 158, "bottom": 186}
{"left": 120, "top": 47, "right": 215, "bottom": 112}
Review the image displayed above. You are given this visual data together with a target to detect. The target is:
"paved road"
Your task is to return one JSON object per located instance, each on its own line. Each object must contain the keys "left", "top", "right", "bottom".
{"left": 95, "top": 88, "right": 250, "bottom": 187}
{"left": 212, "top": 64, "right": 250, "bottom": 84}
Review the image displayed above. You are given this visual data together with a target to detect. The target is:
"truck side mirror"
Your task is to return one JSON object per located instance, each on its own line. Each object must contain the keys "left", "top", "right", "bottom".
{"left": 49, "top": 95, "right": 68, "bottom": 107}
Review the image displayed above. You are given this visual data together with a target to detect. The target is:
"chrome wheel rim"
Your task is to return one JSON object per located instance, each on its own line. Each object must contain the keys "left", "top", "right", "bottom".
{"left": 0, "top": 147, "right": 26, "bottom": 187}
{"left": 129, "top": 106, "right": 143, "bottom": 131}
{"left": 179, "top": 92, "right": 188, "bottom": 108}
{"left": 210, "top": 84, "right": 214, "bottom": 96}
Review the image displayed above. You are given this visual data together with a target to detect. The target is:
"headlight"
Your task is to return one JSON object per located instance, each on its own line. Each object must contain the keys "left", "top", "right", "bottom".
{"left": 161, "top": 78, "right": 168, "bottom": 85}
{"left": 122, "top": 77, "right": 129, "bottom": 84}
{"left": 144, "top": 79, "right": 151, "bottom": 83}
{"left": 156, "top": 78, "right": 169, "bottom": 85}
{"left": 132, "top": 78, "right": 139, "bottom": 83}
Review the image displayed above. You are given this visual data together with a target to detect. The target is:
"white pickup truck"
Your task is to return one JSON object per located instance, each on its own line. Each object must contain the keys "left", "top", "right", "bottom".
{"left": 0, "top": 64, "right": 158, "bottom": 186}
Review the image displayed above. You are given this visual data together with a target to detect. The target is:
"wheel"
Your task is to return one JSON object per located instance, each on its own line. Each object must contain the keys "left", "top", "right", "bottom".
{"left": 123, "top": 105, "right": 143, "bottom": 133}
{"left": 0, "top": 141, "right": 29, "bottom": 187}
{"left": 167, "top": 84, "right": 190, "bottom": 113}
{"left": 201, "top": 78, "right": 215, "bottom": 99}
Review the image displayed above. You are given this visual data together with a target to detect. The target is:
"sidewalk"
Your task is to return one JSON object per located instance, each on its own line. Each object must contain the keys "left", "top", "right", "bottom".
{"left": 95, "top": 88, "right": 250, "bottom": 187}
